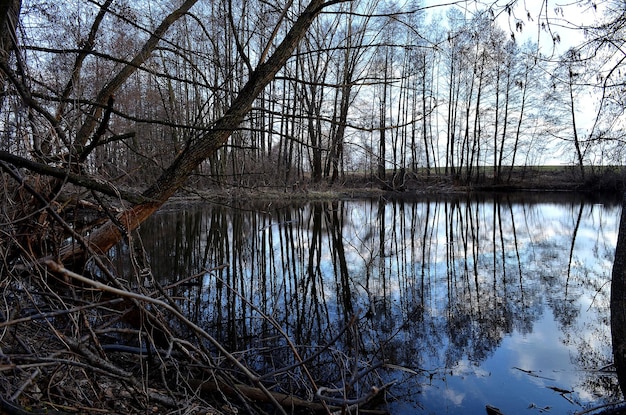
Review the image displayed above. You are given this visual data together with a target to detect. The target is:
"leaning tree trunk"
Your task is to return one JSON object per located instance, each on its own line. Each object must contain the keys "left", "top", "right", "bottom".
{"left": 611, "top": 191, "right": 626, "bottom": 396}
{"left": 60, "top": 0, "right": 333, "bottom": 266}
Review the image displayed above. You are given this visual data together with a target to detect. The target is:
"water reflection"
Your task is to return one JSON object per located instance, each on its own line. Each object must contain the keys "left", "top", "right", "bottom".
{"left": 113, "top": 193, "right": 621, "bottom": 414}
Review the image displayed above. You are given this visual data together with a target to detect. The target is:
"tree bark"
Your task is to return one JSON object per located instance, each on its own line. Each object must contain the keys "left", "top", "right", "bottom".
{"left": 0, "top": 0, "right": 21, "bottom": 107}
{"left": 611, "top": 191, "right": 626, "bottom": 396}
{"left": 0, "top": 0, "right": 21, "bottom": 58}
{"left": 60, "top": 0, "right": 335, "bottom": 265}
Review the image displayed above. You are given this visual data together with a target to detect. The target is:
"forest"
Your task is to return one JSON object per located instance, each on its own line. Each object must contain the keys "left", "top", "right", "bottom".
{"left": 2, "top": 0, "right": 625, "bottom": 193}
{"left": 1, "top": 0, "right": 626, "bottom": 414}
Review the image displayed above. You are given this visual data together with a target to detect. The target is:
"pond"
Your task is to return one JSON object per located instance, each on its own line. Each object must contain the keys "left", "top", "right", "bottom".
{"left": 113, "top": 192, "right": 623, "bottom": 414}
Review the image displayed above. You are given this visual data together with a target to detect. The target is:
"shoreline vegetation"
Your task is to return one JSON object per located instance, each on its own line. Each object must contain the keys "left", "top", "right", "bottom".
{"left": 176, "top": 165, "right": 626, "bottom": 204}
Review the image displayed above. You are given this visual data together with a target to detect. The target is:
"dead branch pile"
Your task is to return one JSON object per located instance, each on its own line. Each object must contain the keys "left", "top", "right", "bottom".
{"left": 0, "top": 240, "right": 390, "bottom": 414}
{"left": 0, "top": 157, "right": 394, "bottom": 414}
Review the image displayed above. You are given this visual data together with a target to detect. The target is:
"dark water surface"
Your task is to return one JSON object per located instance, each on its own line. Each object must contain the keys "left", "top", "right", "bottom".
{"left": 114, "top": 192, "right": 623, "bottom": 414}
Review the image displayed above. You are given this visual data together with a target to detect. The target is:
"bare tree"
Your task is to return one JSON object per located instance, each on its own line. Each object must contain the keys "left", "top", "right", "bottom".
{"left": 542, "top": 49, "right": 587, "bottom": 178}
{"left": 325, "top": 0, "right": 376, "bottom": 185}
{"left": 0, "top": 0, "right": 345, "bottom": 266}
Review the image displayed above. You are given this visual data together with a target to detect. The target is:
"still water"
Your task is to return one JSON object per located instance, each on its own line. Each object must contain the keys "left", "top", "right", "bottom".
{"left": 119, "top": 192, "right": 623, "bottom": 414}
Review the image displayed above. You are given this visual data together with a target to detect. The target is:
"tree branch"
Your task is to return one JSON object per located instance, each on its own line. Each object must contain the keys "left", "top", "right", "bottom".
{"left": 73, "top": 0, "right": 200, "bottom": 152}
{"left": 0, "top": 151, "right": 151, "bottom": 204}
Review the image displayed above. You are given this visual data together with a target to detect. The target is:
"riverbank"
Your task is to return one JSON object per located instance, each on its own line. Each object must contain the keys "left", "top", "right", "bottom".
{"left": 175, "top": 165, "right": 626, "bottom": 205}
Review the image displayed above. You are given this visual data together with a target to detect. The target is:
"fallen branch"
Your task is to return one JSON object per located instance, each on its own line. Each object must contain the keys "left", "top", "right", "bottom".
{"left": 512, "top": 366, "right": 555, "bottom": 381}
{"left": 0, "top": 154, "right": 150, "bottom": 204}
{"left": 44, "top": 260, "right": 289, "bottom": 415}
{"left": 0, "top": 298, "right": 124, "bottom": 329}
{"left": 575, "top": 401, "right": 626, "bottom": 415}
{"left": 189, "top": 379, "right": 389, "bottom": 414}
{"left": 316, "top": 383, "right": 391, "bottom": 406}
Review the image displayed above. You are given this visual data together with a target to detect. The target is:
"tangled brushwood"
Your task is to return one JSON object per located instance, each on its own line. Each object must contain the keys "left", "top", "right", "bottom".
{"left": 0, "top": 257, "right": 392, "bottom": 414}
{"left": 0, "top": 178, "right": 391, "bottom": 415}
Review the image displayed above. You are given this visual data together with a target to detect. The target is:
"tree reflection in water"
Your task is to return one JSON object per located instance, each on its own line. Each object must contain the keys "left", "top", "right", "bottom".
{"left": 111, "top": 193, "right": 622, "bottom": 414}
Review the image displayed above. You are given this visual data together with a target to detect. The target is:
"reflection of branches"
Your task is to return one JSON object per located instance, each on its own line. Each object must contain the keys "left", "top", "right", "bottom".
{"left": 214, "top": 269, "right": 337, "bottom": 385}
{"left": 326, "top": 202, "right": 354, "bottom": 317}
{"left": 211, "top": 266, "right": 391, "bottom": 409}
{"left": 566, "top": 203, "right": 584, "bottom": 297}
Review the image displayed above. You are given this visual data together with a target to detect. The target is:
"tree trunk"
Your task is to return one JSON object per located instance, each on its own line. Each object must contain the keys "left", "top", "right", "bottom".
{"left": 420, "top": 53, "right": 430, "bottom": 175}
{"left": 378, "top": 55, "right": 388, "bottom": 183}
{"left": 497, "top": 70, "right": 511, "bottom": 180}
{"left": 507, "top": 70, "right": 529, "bottom": 182}
{"left": 612, "top": 191, "right": 626, "bottom": 397}
{"left": 568, "top": 70, "right": 585, "bottom": 179}
{"left": 0, "top": 0, "right": 21, "bottom": 58}
{"left": 0, "top": 0, "right": 21, "bottom": 108}
{"left": 492, "top": 69, "right": 501, "bottom": 183}
{"left": 470, "top": 53, "right": 486, "bottom": 183}
{"left": 60, "top": 0, "right": 333, "bottom": 265}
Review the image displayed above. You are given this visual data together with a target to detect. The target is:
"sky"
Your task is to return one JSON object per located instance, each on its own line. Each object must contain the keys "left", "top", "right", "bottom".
{"left": 470, "top": 0, "right": 607, "bottom": 164}
{"left": 425, "top": 0, "right": 603, "bottom": 55}
{"left": 411, "top": 0, "right": 607, "bottom": 164}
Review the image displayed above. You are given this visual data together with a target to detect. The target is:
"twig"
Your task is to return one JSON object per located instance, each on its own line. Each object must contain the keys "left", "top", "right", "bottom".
{"left": 44, "top": 260, "right": 289, "bottom": 415}
{"left": 512, "top": 366, "right": 556, "bottom": 381}
{"left": 212, "top": 270, "right": 353, "bottom": 387}
{"left": 212, "top": 271, "right": 378, "bottom": 413}
{"left": 0, "top": 396, "right": 66, "bottom": 415}
{"left": 317, "top": 381, "right": 394, "bottom": 407}
{"left": 62, "top": 336, "right": 177, "bottom": 407}
{"left": 161, "top": 264, "right": 228, "bottom": 291}
{"left": 0, "top": 363, "right": 54, "bottom": 372}
{"left": 9, "top": 368, "right": 41, "bottom": 401}
{"left": 0, "top": 298, "right": 124, "bottom": 329}
{"left": 575, "top": 401, "right": 626, "bottom": 415}
{"left": 260, "top": 316, "right": 357, "bottom": 381}
{"left": 10, "top": 357, "right": 133, "bottom": 380}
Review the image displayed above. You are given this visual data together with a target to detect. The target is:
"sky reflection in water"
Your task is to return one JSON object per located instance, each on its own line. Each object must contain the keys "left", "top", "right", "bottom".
{"left": 125, "top": 193, "right": 622, "bottom": 414}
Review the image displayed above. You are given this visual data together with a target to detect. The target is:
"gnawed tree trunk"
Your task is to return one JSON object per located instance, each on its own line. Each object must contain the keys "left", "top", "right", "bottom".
{"left": 60, "top": 0, "right": 336, "bottom": 266}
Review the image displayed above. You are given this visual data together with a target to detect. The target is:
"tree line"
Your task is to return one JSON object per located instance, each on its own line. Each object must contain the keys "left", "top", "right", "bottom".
{"left": 2, "top": 0, "right": 625, "bottom": 197}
